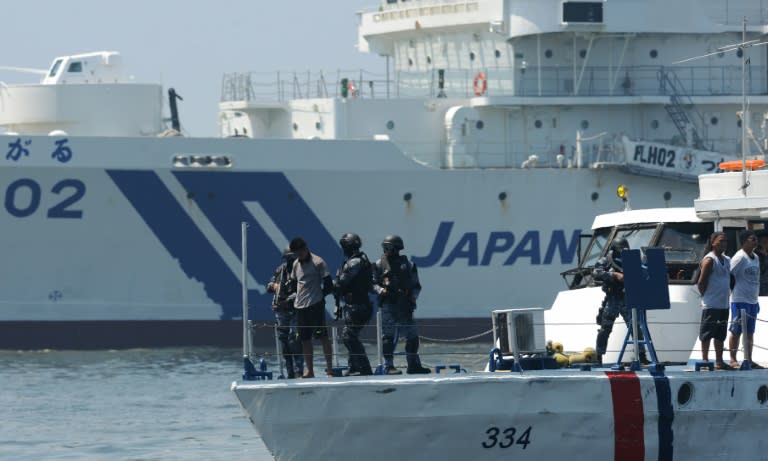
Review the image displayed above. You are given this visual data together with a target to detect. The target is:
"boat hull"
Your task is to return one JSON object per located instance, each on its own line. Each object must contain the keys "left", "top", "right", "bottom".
{"left": 232, "top": 369, "right": 768, "bottom": 461}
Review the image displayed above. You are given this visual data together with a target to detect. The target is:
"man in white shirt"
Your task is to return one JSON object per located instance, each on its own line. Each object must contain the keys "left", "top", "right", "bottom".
{"left": 728, "top": 230, "right": 763, "bottom": 369}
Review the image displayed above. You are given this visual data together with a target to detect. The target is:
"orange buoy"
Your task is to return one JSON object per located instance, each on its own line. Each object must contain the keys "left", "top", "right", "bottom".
{"left": 472, "top": 71, "right": 487, "bottom": 96}
{"left": 718, "top": 159, "right": 766, "bottom": 171}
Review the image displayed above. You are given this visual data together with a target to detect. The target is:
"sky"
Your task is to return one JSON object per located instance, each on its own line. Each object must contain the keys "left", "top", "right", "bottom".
{"left": 0, "top": 0, "right": 385, "bottom": 137}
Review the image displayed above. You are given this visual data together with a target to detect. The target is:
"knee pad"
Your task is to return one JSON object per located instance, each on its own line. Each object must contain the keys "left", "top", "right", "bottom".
{"left": 405, "top": 337, "right": 419, "bottom": 354}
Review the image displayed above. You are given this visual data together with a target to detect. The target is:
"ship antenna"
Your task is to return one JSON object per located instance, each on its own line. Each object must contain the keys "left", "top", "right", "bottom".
{"left": 672, "top": 17, "right": 768, "bottom": 196}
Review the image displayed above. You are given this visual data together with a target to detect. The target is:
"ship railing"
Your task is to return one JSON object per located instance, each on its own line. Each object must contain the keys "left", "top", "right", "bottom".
{"left": 221, "top": 64, "right": 766, "bottom": 102}
{"left": 401, "top": 139, "right": 625, "bottom": 169}
{"left": 244, "top": 315, "right": 768, "bottom": 377}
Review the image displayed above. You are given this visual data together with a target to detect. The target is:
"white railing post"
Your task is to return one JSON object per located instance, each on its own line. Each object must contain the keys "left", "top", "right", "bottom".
{"left": 241, "top": 222, "right": 249, "bottom": 359}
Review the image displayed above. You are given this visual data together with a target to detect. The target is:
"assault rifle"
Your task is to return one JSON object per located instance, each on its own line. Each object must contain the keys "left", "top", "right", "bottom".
{"left": 272, "top": 264, "right": 291, "bottom": 310}
{"left": 333, "top": 269, "right": 343, "bottom": 320}
{"left": 381, "top": 270, "right": 414, "bottom": 309}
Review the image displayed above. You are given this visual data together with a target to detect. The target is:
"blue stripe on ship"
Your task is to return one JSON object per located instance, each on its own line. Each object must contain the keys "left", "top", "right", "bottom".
{"left": 108, "top": 170, "right": 340, "bottom": 321}
{"left": 653, "top": 373, "right": 674, "bottom": 461}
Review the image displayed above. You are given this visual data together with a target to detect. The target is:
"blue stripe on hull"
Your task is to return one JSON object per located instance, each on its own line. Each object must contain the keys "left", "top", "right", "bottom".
{"left": 653, "top": 373, "right": 674, "bottom": 460}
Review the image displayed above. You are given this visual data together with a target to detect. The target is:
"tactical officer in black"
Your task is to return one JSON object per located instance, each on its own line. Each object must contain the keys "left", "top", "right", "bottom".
{"left": 372, "top": 235, "right": 430, "bottom": 374}
{"left": 267, "top": 247, "right": 304, "bottom": 379}
{"left": 333, "top": 233, "right": 374, "bottom": 376}
{"left": 593, "top": 237, "right": 648, "bottom": 365}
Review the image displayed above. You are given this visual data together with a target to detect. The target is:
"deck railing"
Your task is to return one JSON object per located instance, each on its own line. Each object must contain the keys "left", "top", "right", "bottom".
{"left": 221, "top": 64, "right": 767, "bottom": 102}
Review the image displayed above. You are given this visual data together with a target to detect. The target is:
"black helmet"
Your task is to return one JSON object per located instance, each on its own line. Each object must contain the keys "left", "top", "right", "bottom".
{"left": 382, "top": 235, "right": 404, "bottom": 254}
{"left": 339, "top": 232, "right": 362, "bottom": 255}
{"left": 610, "top": 237, "right": 629, "bottom": 258}
{"left": 611, "top": 237, "right": 629, "bottom": 252}
{"left": 282, "top": 246, "right": 295, "bottom": 261}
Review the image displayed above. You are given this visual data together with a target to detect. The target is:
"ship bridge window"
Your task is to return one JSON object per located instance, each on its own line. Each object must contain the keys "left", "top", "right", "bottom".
{"left": 48, "top": 59, "right": 63, "bottom": 77}
{"left": 614, "top": 226, "right": 657, "bottom": 259}
{"left": 67, "top": 61, "right": 83, "bottom": 73}
{"left": 581, "top": 228, "right": 611, "bottom": 269}
{"left": 655, "top": 222, "right": 713, "bottom": 283}
{"left": 562, "top": 2, "right": 603, "bottom": 23}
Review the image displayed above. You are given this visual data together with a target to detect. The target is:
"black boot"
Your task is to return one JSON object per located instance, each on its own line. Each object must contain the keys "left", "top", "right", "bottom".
{"left": 405, "top": 337, "right": 430, "bottom": 374}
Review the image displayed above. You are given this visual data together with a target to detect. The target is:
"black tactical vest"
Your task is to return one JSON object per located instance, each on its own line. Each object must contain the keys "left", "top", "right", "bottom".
{"left": 342, "top": 252, "right": 372, "bottom": 304}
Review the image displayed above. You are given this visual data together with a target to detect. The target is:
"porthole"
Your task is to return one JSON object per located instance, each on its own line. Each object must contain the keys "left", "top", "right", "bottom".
{"left": 403, "top": 192, "right": 412, "bottom": 202}
{"left": 469, "top": 52, "right": 476, "bottom": 61}
{"left": 292, "top": 122, "right": 298, "bottom": 132}
{"left": 544, "top": 49, "right": 553, "bottom": 59}
{"left": 591, "top": 192, "right": 599, "bottom": 202}
{"left": 426, "top": 56, "right": 432, "bottom": 64}
{"left": 408, "top": 58, "right": 413, "bottom": 67}
{"left": 494, "top": 50, "right": 501, "bottom": 59}
{"left": 651, "top": 120, "right": 659, "bottom": 129}
{"left": 663, "top": 191, "right": 672, "bottom": 201}
{"left": 677, "top": 382, "right": 693, "bottom": 406}
{"left": 386, "top": 120, "right": 395, "bottom": 130}
{"left": 650, "top": 49, "right": 658, "bottom": 59}
{"left": 579, "top": 49, "right": 587, "bottom": 59}
{"left": 476, "top": 120, "right": 484, "bottom": 130}
{"left": 498, "top": 192, "right": 507, "bottom": 201}
{"left": 758, "top": 385, "right": 768, "bottom": 405}
{"left": 315, "top": 122, "right": 321, "bottom": 130}
{"left": 534, "top": 120, "right": 543, "bottom": 129}
{"left": 580, "top": 120, "right": 589, "bottom": 130}
{"left": 710, "top": 116, "right": 719, "bottom": 125}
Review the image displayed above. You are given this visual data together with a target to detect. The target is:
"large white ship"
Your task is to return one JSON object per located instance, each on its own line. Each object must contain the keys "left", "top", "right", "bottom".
{"left": 0, "top": 0, "right": 765, "bottom": 349}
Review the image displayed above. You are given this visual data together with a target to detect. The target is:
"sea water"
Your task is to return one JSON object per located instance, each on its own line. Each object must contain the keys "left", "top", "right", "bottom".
{"left": 0, "top": 343, "right": 490, "bottom": 460}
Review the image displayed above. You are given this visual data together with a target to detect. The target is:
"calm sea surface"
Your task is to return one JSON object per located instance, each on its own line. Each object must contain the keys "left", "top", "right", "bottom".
{"left": 0, "top": 343, "right": 490, "bottom": 460}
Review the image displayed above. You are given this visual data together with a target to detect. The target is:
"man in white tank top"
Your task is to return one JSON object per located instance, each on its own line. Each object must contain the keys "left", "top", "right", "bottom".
{"left": 696, "top": 232, "right": 731, "bottom": 370}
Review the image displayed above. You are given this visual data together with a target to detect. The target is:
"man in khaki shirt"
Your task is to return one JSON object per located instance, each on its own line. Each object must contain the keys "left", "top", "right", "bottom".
{"left": 289, "top": 237, "right": 334, "bottom": 378}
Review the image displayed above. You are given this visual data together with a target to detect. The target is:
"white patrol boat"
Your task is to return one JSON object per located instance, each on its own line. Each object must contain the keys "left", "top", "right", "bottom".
{"left": 232, "top": 162, "right": 768, "bottom": 461}
{"left": 0, "top": 0, "right": 767, "bottom": 349}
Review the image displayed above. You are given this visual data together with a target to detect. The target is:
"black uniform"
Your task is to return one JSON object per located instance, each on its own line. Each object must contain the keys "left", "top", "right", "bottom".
{"left": 593, "top": 238, "right": 647, "bottom": 364}
{"left": 335, "top": 250, "right": 374, "bottom": 376}
{"left": 267, "top": 259, "right": 304, "bottom": 378}
{"left": 372, "top": 235, "right": 430, "bottom": 374}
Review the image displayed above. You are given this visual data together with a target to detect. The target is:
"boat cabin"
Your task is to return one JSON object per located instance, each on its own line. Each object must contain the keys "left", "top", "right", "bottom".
{"left": 563, "top": 207, "right": 714, "bottom": 290}
{"left": 41, "top": 51, "right": 125, "bottom": 85}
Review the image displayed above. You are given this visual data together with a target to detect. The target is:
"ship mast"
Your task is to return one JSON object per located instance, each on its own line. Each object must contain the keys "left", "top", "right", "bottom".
{"left": 740, "top": 17, "right": 747, "bottom": 194}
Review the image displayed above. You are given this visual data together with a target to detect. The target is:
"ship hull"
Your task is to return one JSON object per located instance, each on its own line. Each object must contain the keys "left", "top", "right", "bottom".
{"left": 0, "top": 135, "right": 696, "bottom": 348}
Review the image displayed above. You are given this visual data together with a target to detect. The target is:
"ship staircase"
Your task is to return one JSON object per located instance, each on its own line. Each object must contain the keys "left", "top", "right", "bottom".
{"left": 659, "top": 69, "right": 708, "bottom": 150}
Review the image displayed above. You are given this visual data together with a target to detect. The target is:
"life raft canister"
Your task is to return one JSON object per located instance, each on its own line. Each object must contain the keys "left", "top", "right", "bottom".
{"left": 719, "top": 159, "right": 766, "bottom": 171}
{"left": 473, "top": 71, "right": 487, "bottom": 96}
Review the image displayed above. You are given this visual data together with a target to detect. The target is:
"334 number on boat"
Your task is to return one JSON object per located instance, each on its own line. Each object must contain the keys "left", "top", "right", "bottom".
{"left": 481, "top": 426, "right": 532, "bottom": 449}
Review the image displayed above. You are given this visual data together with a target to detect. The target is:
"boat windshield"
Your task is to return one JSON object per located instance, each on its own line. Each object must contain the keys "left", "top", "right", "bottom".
{"left": 48, "top": 59, "right": 63, "bottom": 78}
{"left": 613, "top": 226, "right": 657, "bottom": 253}
{"left": 657, "top": 223, "right": 710, "bottom": 262}
{"left": 655, "top": 222, "right": 713, "bottom": 283}
{"left": 581, "top": 227, "right": 611, "bottom": 268}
